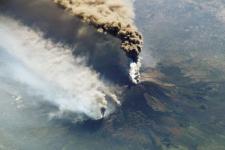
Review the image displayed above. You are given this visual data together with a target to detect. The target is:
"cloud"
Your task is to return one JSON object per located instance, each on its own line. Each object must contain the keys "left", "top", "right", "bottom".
{"left": 54, "top": 0, "right": 143, "bottom": 83}
{"left": 54, "top": 0, "right": 143, "bottom": 61}
{"left": 0, "top": 16, "right": 120, "bottom": 120}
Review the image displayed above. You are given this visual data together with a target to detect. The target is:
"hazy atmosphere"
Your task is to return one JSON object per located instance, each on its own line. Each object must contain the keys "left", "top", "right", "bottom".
{"left": 0, "top": 0, "right": 225, "bottom": 150}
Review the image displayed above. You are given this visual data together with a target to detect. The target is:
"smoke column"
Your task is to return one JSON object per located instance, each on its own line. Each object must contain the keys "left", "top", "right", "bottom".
{"left": 53, "top": 0, "right": 143, "bottom": 84}
{"left": 0, "top": 16, "right": 120, "bottom": 120}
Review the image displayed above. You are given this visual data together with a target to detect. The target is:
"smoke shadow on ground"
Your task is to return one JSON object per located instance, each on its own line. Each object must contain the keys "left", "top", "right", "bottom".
{"left": 45, "top": 80, "right": 175, "bottom": 149}
{"left": 0, "top": 0, "right": 131, "bottom": 85}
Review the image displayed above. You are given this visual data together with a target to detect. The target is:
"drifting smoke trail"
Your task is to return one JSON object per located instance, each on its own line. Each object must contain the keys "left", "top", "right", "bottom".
{"left": 0, "top": 16, "right": 120, "bottom": 120}
{"left": 53, "top": 0, "right": 143, "bottom": 84}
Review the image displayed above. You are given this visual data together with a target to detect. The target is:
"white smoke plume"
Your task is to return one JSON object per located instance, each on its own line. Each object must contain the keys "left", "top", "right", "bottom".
{"left": 0, "top": 16, "right": 120, "bottom": 121}
{"left": 129, "top": 57, "right": 141, "bottom": 84}
{"left": 53, "top": 0, "right": 143, "bottom": 84}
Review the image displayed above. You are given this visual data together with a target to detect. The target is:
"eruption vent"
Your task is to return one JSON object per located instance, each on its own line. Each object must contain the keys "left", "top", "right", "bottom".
{"left": 53, "top": 0, "right": 143, "bottom": 83}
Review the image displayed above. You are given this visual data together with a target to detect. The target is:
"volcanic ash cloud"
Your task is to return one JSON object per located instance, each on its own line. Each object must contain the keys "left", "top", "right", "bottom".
{"left": 0, "top": 16, "right": 120, "bottom": 120}
{"left": 53, "top": 0, "right": 143, "bottom": 83}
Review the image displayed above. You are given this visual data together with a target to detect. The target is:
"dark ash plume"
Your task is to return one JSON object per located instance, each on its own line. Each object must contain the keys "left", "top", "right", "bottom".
{"left": 53, "top": 0, "right": 144, "bottom": 83}
{"left": 53, "top": 0, "right": 143, "bottom": 62}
